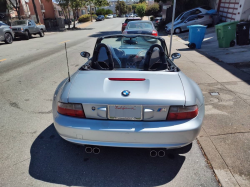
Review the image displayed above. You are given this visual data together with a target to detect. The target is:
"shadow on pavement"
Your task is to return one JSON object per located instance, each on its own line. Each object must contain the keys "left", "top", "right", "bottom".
{"left": 89, "top": 31, "right": 122, "bottom": 38}
{"left": 29, "top": 124, "right": 191, "bottom": 187}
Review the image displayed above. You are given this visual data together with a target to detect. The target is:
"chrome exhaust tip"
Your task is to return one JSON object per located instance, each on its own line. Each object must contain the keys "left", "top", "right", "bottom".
{"left": 85, "top": 146, "right": 93, "bottom": 153}
{"left": 158, "top": 150, "right": 165, "bottom": 157}
{"left": 93, "top": 147, "right": 100, "bottom": 154}
{"left": 150, "top": 150, "right": 157, "bottom": 157}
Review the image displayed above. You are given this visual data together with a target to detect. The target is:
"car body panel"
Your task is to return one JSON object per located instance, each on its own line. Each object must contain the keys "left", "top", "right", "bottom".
{"left": 166, "top": 14, "right": 212, "bottom": 33}
{"left": 122, "top": 17, "right": 141, "bottom": 32}
{"left": 0, "top": 21, "right": 14, "bottom": 42}
{"left": 123, "top": 21, "right": 157, "bottom": 35}
{"left": 52, "top": 35, "right": 205, "bottom": 148}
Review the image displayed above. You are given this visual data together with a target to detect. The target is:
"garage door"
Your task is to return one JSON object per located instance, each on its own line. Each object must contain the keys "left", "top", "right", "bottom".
{"left": 218, "top": 0, "right": 240, "bottom": 21}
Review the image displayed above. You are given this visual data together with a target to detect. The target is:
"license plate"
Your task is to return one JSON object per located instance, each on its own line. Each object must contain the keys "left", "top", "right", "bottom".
{"left": 108, "top": 105, "right": 142, "bottom": 120}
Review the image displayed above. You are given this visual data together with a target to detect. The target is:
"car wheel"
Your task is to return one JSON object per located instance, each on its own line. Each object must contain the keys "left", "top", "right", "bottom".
{"left": 189, "top": 43, "right": 196, "bottom": 49}
{"left": 230, "top": 40, "right": 235, "bottom": 47}
{"left": 39, "top": 30, "right": 44, "bottom": 37}
{"left": 24, "top": 31, "right": 29, "bottom": 40}
{"left": 4, "top": 33, "right": 13, "bottom": 44}
{"left": 174, "top": 28, "right": 181, "bottom": 34}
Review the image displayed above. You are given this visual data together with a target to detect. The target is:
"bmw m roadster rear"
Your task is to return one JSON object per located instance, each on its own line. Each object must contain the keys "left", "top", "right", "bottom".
{"left": 52, "top": 35, "right": 204, "bottom": 148}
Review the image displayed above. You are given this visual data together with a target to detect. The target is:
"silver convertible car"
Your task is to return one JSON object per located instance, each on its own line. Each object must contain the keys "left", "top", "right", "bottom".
{"left": 52, "top": 35, "right": 204, "bottom": 152}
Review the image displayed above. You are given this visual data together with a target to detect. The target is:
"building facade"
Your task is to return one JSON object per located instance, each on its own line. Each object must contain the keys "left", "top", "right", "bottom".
{"left": 210, "top": 0, "right": 250, "bottom": 22}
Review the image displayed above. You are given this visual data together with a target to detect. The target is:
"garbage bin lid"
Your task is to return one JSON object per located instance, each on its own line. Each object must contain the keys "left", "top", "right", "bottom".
{"left": 188, "top": 24, "right": 207, "bottom": 28}
{"left": 237, "top": 22, "right": 250, "bottom": 26}
{"left": 216, "top": 21, "right": 239, "bottom": 27}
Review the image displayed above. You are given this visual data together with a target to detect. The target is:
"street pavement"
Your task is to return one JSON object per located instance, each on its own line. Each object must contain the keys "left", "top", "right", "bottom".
{"left": 162, "top": 33, "right": 250, "bottom": 187}
{"left": 0, "top": 18, "right": 219, "bottom": 187}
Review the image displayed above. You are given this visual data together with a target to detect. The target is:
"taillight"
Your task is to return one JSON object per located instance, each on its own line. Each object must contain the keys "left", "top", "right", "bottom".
{"left": 123, "top": 31, "right": 127, "bottom": 34}
{"left": 152, "top": 30, "right": 158, "bottom": 36}
{"left": 167, "top": 105, "right": 198, "bottom": 120}
{"left": 123, "top": 23, "right": 127, "bottom": 27}
{"left": 57, "top": 102, "right": 85, "bottom": 118}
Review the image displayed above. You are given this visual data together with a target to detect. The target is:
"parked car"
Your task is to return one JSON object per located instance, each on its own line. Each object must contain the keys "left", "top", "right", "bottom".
{"left": 96, "top": 15, "right": 105, "bottom": 21}
{"left": 106, "top": 14, "right": 113, "bottom": 19}
{"left": 113, "top": 14, "right": 117, "bottom": 18}
{"left": 52, "top": 34, "right": 204, "bottom": 151}
{"left": 123, "top": 21, "right": 158, "bottom": 36}
{"left": 174, "top": 6, "right": 212, "bottom": 24}
{"left": 0, "top": 21, "right": 14, "bottom": 44}
{"left": 121, "top": 17, "right": 141, "bottom": 32}
{"left": 165, "top": 14, "right": 213, "bottom": 34}
{"left": 125, "top": 14, "right": 129, "bottom": 17}
{"left": 11, "top": 19, "right": 46, "bottom": 40}
{"left": 153, "top": 17, "right": 162, "bottom": 27}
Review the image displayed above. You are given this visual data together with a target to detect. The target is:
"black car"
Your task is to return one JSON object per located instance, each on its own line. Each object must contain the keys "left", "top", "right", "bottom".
{"left": 96, "top": 15, "right": 105, "bottom": 21}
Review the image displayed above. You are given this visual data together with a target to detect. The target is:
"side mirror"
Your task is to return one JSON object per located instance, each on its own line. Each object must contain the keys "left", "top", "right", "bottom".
{"left": 80, "top": 51, "right": 90, "bottom": 59}
{"left": 171, "top": 53, "right": 181, "bottom": 61}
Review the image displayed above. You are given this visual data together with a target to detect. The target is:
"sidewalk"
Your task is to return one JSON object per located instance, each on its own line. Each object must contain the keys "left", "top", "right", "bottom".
{"left": 161, "top": 35, "right": 250, "bottom": 187}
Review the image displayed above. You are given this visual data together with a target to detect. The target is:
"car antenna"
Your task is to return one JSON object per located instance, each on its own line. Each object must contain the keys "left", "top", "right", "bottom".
{"left": 64, "top": 42, "right": 70, "bottom": 82}
{"left": 169, "top": 0, "right": 176, "bottom": 57}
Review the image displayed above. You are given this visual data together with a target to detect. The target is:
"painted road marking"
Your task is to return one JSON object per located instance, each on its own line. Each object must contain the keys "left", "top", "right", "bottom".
{"left": 59, "top": 40, "right": 70, "bottom": 44}
{"left": 0, "top": 59, "right": 6, "bottom": 62}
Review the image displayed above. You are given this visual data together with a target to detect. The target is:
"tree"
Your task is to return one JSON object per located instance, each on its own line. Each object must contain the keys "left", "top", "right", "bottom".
{"left": 139, "top": 0, "right": 146, "bottom": 3}
{"left": 127, "top": 5, "right": 132, "bottom": 14}
{"left": 70, "top": 0, "right": 84, "bottom": 28}
{"left": 7, "top": 0, "right": 21, "bottom": 20}
{"left": 115, "top": 1, "right": 127, "bottom": 15}
{"left": 32, "top": 0, "right": 40, "bottom": 23}
{"left": 55, "top": 0, "right": 71, "bottom": 29}
{"left": 145, "top": 3, "right": 159, "bottom": 17}
{"left": 96, "top": 8, "right": 106, "bottom": 15}
{"left": 135, "top": 3, "right": 146, "bottom": 19}
{"left": 105, "top": 9, "right": 113, "bottom": 15}
{"left": 94, "top": 0, "right": 109, "bottom": 8}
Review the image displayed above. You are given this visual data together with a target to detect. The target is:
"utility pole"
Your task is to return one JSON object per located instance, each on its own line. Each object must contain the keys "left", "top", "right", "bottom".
{"left": 169, "top": 0, "right": 176, "bottom": 57}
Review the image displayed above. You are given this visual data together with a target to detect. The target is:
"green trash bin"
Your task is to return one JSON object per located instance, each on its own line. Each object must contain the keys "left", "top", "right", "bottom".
{"left": 215, "top": 21, "right": 239, "bottom": 48}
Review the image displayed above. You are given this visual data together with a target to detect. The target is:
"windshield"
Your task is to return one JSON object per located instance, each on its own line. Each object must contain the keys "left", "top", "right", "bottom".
{"left": 11, "top": 20, "right": 27, "bottom": 26}
{"left": 94, "top": 36, "right": 168, "bottom": 70}
{"left": 127, "top": 22, "right": 153, "bottom": 30}
{"left": 175, "top": 13, "right": 184, "bottom": 21}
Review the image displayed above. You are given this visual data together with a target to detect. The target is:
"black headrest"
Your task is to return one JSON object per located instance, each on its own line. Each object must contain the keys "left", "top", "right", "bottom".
{"left": 92, "top": 43, "right": 114, "bottom": 70}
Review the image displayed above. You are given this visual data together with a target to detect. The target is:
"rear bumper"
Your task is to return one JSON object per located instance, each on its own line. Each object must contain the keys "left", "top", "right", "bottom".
{"left": 54, "top": 105, "right": 204, "bottom": 148}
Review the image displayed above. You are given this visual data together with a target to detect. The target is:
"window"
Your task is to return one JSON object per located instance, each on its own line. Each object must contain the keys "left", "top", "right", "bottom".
{"left": 81, "top": 10, "right": 86, "bottom": 15}
{"left": 186, "top": 15, "right": 197, "bottom": 22}
{"left": 127, "top": 22, "right": 153, "bottom": 30}
{"left": 197, "top": 15, "right": 204, "bottom": 19}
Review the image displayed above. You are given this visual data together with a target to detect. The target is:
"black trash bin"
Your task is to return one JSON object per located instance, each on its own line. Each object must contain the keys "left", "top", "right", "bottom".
{"left": 236, "top": 22, "right": 250, "bottom": 45}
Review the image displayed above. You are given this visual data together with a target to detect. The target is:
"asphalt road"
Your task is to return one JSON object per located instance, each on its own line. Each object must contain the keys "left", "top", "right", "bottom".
{"left": 0, "top": 18, "right": 219, "bottom": 187}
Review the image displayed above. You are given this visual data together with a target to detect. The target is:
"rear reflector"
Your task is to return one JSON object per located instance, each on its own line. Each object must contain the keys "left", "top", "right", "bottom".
{"left": 152, "top": 30, "right": 158, "bottom": 36}
{"left": 57, "top": 102, "right": 85, "bottom": 118}
{"left": 109, "top": 78, "right": 145, "bottom": 81}
{"left": 167, "top": 105, "right": 198, "bottom": 120}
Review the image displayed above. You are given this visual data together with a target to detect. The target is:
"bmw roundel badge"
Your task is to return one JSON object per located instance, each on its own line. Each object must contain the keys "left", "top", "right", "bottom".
{"left": 122, "top": 90, "right": 130, "bottom": 97}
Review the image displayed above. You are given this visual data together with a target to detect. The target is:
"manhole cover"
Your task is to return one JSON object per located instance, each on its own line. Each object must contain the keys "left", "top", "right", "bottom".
{"left": 210, "top": 92, "right": 219, "bottom": 96}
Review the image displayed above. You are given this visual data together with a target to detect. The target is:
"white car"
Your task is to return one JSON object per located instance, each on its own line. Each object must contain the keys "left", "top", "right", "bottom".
{"left": 106, "top": 14, "right": 113, "bottom": 19}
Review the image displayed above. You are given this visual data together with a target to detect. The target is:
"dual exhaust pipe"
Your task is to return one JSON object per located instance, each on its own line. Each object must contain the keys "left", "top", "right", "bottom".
{"left": 150, "top": 150, "right": 166, "bottom": 157}
{"left": 85, "top": 146, "right": 100, "bottom": 154}
{"left": 85, "top": 146, "right": 165, "bottom": 157}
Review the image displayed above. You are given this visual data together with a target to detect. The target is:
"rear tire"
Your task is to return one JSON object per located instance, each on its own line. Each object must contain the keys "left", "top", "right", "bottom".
{"left": 189, "top": 43, "right": 196, "bottom": 49}
{"left": 4, "top": 33, "right": 13, "bottom": 44}
{"left": 39, "top": 29, "right": 44, "bottom": 37}
{"left": 230, "top": 40, "right": 235, "bottom": 47}
{"left": 23, "top": 31, "right": 29, "bottom": 40}
{"left": 174, "top": 27, "right": 181, "bottom": 34}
